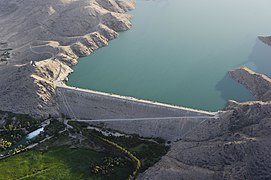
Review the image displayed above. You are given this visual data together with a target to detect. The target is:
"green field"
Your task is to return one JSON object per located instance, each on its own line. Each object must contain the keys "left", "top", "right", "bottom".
{"left": 0, "top": 146, "right": 133, "bottom": 180}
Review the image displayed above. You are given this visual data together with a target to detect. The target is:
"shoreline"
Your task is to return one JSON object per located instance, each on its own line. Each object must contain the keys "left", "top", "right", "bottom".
{"left": 0, "top": 0, "right": 136, "bottom": 117}
{"left": 1, "top": 0, "right": 271, "bottom": 179}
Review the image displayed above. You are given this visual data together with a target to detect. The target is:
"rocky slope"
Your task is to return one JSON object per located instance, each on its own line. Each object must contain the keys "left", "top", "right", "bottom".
{"left": 229, "top": 67, "right": 271, "bottom": 101}
{"left": 1, "top": 1, "right": 271, "bottom": 179}
{"left": 258, "top": 36, "right": 271, "bottom": 47}
{"left": 140, "top": 66, "right": 271, "bottom": 179}
{"left": 0, "top": 0, "right": 135, "bottom": 118}
{"left": 140, "top": 102, "right": 271, "bottom": 180}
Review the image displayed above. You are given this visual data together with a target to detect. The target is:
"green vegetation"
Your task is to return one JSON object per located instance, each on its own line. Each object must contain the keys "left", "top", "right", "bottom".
{"left": 91, "top": 156, "right": 129, "bottom": 175}
{"left": 0, "top": 110, "right": 40, "bottom": 132}
{"left": 70, "top": 120, "right": 169, "bottom": 173}
{"left": 0, "top": 111, "right": 42, "bottom": 154}
{"left": 44, "top": 119, "right": 66, "bottom": 136}
{"left": 0, "top": 146, "right": 133, "bottom": 180}
{"left": 7, "top": 145, "right": 26, "bottom": 156}
{"left": 69, "top": 121, "right": 169, "bottom": 174}
{"left": 0, "top": 139, "right": 11, "bottom": 151}
{"left": 92, "top": 131, "right": 169, "bottom": 172}
{"left": 93, "top": 134, "right": 141, "bottom": 179}
{"left": 32, "top": 119, "right": 68, "bottom": 145}
{"left": 0, "top": 115, "right": 168, "bottom": 179}
{"left": 68, "top": 121, "right": 88, "bottom": 133}
{"left": 0, "top": 129, "right": 24, "bottom": 148}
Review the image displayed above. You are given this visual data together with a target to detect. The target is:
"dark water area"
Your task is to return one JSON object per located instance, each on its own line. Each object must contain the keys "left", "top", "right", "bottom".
{"left": 244, "top": 38, "right": 271, "bottom": 77}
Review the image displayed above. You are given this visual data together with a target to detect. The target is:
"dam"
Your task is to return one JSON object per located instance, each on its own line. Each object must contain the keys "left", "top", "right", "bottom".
{"left": 56, "top": 83, "right": 217, "bottom": 141}
{"left": 64, "top": 0, "right": 271, "bottom": 111}
{"left": 61, "top": 0, "right": 271, "bottom": 140}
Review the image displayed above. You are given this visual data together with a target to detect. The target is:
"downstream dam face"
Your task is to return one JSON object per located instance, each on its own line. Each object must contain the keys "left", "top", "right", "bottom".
{"left": 56, "top": 85, "right": 216, "bottom": 140}
{"left": 56, "top": 85, "right": 215, "bottom": 120}
{"left": 87, "top": 117, "right": 211, "bottom": 141}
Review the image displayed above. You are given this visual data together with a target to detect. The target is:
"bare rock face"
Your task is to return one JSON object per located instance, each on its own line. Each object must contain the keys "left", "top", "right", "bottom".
{"left": 140, "top": 66, "right": 271, "bottom": 179}
{"left": 229, "top": 67, "right": 271, "bottom": 101}
{"left": 258, "top": 36, "right": 271, "bottom": 47}
{"left": 140, "top": 101, "right": 271, "bottom": 180}
{"left": 0, "top": 0, "right": 135, "bottom": 117}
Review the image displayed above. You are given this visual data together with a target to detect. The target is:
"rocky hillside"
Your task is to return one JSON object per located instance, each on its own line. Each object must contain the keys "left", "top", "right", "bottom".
{"left": 140, "top": 102, "right": 271, "bottom": 180}
{"left": 1, "top": 1, "right": 271, "bottom": 178}
{"left": 140, "top": 66, "right": 271, "bottom": 179}
{"left": 229, "top": 67, "right": 271, "bottom": 101}
{"left": 0, "top": 0, "right": 135, "bottom": 117}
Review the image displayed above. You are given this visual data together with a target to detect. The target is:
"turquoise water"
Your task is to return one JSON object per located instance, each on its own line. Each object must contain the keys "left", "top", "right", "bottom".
{"left": 68, "top": 0, "right": 271, "bottom": 111}
{"left": 26, "top": 127, "right": 44, "bottom": 140}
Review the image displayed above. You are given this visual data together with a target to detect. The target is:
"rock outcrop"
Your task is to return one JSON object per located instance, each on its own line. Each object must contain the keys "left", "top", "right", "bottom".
{"left": 140, "top": 67, "right": 271, "bottom": 179}
{"left": 258, "top": 36, "right": 271, "bottom": 47}
{"left": 229, "top": 67, "right": 271, "bottom": 101}
{"left": 0, "top": 0, "right": 135, "bottom": 117}
{"left": 1, "top": 1, "right": 271, "bottom": 179}
{"left": 140, "top": 101, "right": 271, "bottom": 180}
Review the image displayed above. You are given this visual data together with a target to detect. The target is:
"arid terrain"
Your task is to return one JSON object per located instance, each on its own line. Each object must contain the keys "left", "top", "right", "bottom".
{"left": 0, "top": 0, "right": 135, "bottom": 117}
{"left": 0, "top": 0, "right": 271, "bottom": 179}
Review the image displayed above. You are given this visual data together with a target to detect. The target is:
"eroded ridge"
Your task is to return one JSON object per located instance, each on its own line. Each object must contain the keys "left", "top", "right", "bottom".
{"left": 0, "top": 0, "right": 135, "bottom": 117}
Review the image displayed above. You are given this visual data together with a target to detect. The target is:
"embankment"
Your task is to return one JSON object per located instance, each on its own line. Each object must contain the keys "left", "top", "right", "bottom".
{"left": 56, "top": 84, "right": 216, "bottom": 120}
{"left": 56, "top": 84, "right": 217, "bottom": 141}
{"left": 86, "top": 117, "right": 211, "bottom": 141}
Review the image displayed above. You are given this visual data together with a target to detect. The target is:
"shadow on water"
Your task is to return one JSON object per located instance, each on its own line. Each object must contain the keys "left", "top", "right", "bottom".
{"left": 244, "top": 38, "right": 271, "bottom": 77}
{"left": 216, "top": 73, "right": 255, "bottom": 105}
{"left": 216, "top": 38, "right": 271, "bottom": 104}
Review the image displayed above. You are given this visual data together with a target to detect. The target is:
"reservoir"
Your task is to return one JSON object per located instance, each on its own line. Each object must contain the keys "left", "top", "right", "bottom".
{"left": 68, "top": 0, "right": 271, "bottom": 111}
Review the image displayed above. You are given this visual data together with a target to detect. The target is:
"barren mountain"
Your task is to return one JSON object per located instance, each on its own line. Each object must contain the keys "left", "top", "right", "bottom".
{"left": 1, "top": 1, "right": 271, "bottom": 179}
{"left": 0, "top": 0, "right": 135, "bottom": 117}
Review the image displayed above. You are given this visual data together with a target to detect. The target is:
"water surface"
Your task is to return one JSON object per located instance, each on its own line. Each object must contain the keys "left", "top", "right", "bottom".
{"left": 68, "top": 0, "right": 271, "bottom": 111}
{"left": 26, "top": 127, "right": 44, "bottom": 140}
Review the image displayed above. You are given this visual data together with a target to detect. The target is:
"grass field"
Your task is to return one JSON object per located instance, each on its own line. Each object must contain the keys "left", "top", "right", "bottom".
{"left": 0, "top": 146, "right": 133, "bottom": 180}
